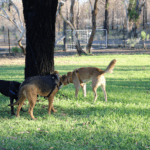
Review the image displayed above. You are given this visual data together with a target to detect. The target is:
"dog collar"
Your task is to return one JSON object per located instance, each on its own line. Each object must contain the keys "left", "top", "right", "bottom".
{"left": 10, "top": 90, "right": 16, "bottom": 95}
{"left": 46, "top": 83, "right": 61, "bottom": 98}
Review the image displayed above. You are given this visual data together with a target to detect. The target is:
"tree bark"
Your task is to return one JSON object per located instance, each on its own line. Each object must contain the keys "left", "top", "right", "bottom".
{"left": 63, "top": 20, "right": 67, "bottom": 51}
{"left": 128, "top": 0, "right": 145, "bottom": 38}
{"left": 86, "top": 0, "right": 98, "bottom": 53}
{"left": 143, "top": 0, "right": 147, "bottom": 29}
{"left": 70, "top": 0, "right": 75, "bottom": 28}
{"left": 22, "top": 0, "right": 58, "bottom": 79}
{"left": 104, "top": 0, "right": 109, "bottom": 35}
{"left": 112, "top": 8, "right": 114, "bottom": 30}
{"left": 76, "top": 0, "right": 80, "bottom": 30}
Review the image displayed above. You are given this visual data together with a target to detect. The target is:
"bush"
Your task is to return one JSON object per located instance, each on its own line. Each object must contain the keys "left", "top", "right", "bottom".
{"left": 127, "top": 38, "right": 140, "bottom": 48}
{"left": 11, "top": 47, "right": 22, "bottom": 53}
{"left": 147, "top": 34, "right": 149, "bottom": 40}
{"left": 141, "top": 31, "right": 147, "bottom": 41}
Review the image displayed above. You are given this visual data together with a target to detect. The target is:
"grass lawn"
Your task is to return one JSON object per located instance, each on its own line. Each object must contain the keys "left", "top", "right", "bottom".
{"left": 0, "top": 54, "right": 150, "bottom": 149}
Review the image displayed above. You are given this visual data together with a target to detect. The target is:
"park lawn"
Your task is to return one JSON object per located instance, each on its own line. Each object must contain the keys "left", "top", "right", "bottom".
{"left": 0, "top": 54, "right": 150, "bottom": 149}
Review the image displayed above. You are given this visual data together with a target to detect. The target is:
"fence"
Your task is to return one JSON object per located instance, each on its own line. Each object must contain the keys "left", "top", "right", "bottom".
{"left": 66, "top": 29, "right": 107, "bottom": 50}
{"left": 107, "top": 24, "right": 150, "bottom": 49}
{"left": 0, "top": 27, "right": 26, "bottom": 47}
{"left": 1, "top": 25, "right": 150, "bottom": 51}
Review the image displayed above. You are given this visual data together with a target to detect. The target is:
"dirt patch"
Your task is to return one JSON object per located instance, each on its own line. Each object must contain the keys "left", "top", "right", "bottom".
{"left": 0, "top": 57, "right": 25, "bottom": 66}
{"left": 54, "top": 48, "right": 150, "bottom": 56}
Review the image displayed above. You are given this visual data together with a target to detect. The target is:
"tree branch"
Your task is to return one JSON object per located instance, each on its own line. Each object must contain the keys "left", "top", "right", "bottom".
{"left": 58, "top": 1, "right": 87, "bottom": 55}
{"left": 0, "top": 0, "right": 26, "bottom": 55}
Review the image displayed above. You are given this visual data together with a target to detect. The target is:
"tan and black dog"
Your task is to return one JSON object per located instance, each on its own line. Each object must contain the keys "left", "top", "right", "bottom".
{"left": 62, "top": 59, "right": 117, "bottom": 102}
{"left": 9, "top": 71, "right": 62, "bottom": 120}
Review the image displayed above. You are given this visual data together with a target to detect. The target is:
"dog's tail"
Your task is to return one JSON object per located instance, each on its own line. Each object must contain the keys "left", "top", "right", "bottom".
{"left": 8, "top": 87, "right": 25, "bottom": 106}
{"left": 103, "top": 59, "right": 116, "bottom": 74}
{"left": 8, "top": 100, "right": 20, "bottom": 106}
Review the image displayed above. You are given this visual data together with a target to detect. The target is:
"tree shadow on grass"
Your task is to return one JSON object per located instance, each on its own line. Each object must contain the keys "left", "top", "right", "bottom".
{"left": 0, "top": 126, "right": 149, "bottom": 149}
{"left": 0, "top": 64, "right": 149, "bottom": 120}
{"left": 0, "top": 95, "right": 149, "bottom": 120}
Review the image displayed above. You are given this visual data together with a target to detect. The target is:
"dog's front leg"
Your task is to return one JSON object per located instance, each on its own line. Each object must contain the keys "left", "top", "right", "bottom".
{"left": 81, "top": 83, "right": 86, "bottom": 97}
{"left": 10, "top": 97, "right": 15, "bottom": 115}
{"left": 48, "top": 95, "right": 57, "bottom": 115}
{"left": 28, "top": 100, "right": 36, "bottom": 120}
{"left": 74, "top": 84, "right": 80, "bottom": 98}
{"left": 48, "top": 88, "right": 58, "bottom": 115}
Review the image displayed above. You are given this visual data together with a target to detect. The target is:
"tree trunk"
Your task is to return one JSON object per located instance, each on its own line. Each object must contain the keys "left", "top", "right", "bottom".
{"left": 143, "top": 0, "right": 147, "bottom": 29}
{"left": 104, "top": 0, "right": 109, "bottom": 35}
{"left": 58, "top": 1, "right": 87, "bottom": 56}
{"left": 63, "top": 20, "right": 67, "bottom": 52}
{"left": 112, "top": 8, "right": 114, "bottom": 30}
{"left": 70, "top": 0, "right": 75, "bottom": 28}
{"left": 86, "top": 0, "right": 98, "bottom": 53}
{"left": 76, "top": 0, "right": 80, "bottom": 30}
{"left": 22, "top": 0, "right": 58, "bottom": 79}
{"left": 128, "top": 0, "right": 145, "bottom": 38}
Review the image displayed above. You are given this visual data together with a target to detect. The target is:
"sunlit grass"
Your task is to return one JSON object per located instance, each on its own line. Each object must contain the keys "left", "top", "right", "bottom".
{"left": 0, "top": 54, "right": 150, "bottom": 149}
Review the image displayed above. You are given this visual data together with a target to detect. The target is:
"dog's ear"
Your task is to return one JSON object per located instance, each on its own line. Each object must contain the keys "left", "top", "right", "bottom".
{"left": 67, "top": 72, "right": 72, "bottom": 77}
{"left": 51, "top": 71, "right": 59, "bottom": 75}
{"left": 60, "top": 75, "right": 69, "bottom": 85}
{"left": 61, "top": 75, "right": 67, "bottom": 81}
{"left": 51, "top": 71, "right": 61, "bottom": 80}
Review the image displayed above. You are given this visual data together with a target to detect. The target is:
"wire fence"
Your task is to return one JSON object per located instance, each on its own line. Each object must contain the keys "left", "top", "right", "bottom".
{"left": 107, "top": 25, "right": 150, "bottom": 49}
{"left": 1, "top": 25, "right": 150, "bottom": 52}
{"left": 0, "top": 27, "right": 25, "bottom": 47}
{"left": 66, "top": 29, "right": 107, "bottom": 50}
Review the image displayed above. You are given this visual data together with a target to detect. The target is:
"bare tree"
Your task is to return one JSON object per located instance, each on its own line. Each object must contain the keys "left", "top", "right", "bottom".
{"left": 0, "top": 0, "right": 26, "bottom": 54}
{"left": 58, "top": 0, "right": 86, "bottom": 56}
{"left": 104, "top": 0, "right": 109, "bottom": 34}
{"left": 76, "top": 0, "right": 80, "bottom": 29}
{"left": 86, "top": 0, "right": 98, "bottom": 53}
{"left": 143, "top": 0, "right": 147, "bottom": 29}
{"left": 128, "top": 0, "right": 145, "bottom": 38}
{"left": 111, "top": 7, "right": 115, "bottom": 30}
{"left": 70, "top": 0, "right": 75, "bottom": 28}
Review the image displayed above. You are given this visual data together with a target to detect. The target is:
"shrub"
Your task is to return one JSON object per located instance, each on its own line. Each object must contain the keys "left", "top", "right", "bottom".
{"left": 146, "top": 34, "right": 149, "bottom": 40}
{"left": 141, "top": 31, "right": 146, "bottom": 41}
{"left": 11, "top": 47, "right": 22, "bottom": 53}
{"left": 127, "top": 38, "right": 140, "bottom": 48}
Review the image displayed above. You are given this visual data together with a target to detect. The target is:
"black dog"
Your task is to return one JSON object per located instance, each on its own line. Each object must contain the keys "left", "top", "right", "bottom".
{"left": 0, "top": 80, "right": 24, "bottom": 115}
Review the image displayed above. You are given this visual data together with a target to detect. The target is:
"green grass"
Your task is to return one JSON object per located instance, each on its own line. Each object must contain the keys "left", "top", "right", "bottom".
{"left": 0, "top": 54, "right": 150, "bottom": 149}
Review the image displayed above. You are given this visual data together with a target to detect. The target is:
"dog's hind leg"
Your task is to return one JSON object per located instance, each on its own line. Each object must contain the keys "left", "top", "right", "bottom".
{"left": 92, "top": 77, "right": 100, "bottom": 103}
{"left": 92, "top": 87, "right": 98, "bottom": 103}
{"left": 99, "top": 75, "right": 107, "bottom": 102}
{"left": 28, "top": 95, "right": 37, "bottom": 120}
{"left": 80, "top": 83, "right": 86, "bottom": 97}
{"left": 48, "top": 88, "right": 58, "bottom": 115}
{"left": 100, "top": 84, "right": 107, "bottom": 102}
{"left": 16, "top": 94, "right": 26, "bottom": 118}
{"left": 72, "top": 72, "right": 80, "bottom": 98}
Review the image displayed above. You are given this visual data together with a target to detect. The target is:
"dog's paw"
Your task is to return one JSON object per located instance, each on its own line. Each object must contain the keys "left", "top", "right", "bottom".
{"left": 53, "top": 109, "right": 57, "bottom": 113}
{"left": 31, "top": 117, "right": 37, "bottom": 120}
{"left": 21, "top": 108, "right": 26, "bottom": 112}
{"left": 11, "top": 113, "right": 16, "bottom": 116}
